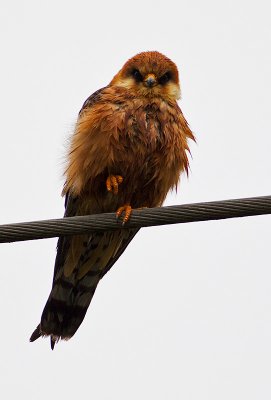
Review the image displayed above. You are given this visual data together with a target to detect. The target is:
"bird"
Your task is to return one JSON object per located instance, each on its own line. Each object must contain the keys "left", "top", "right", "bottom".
{"left": 30, "top": 51, "right": 195, "bottom": 349}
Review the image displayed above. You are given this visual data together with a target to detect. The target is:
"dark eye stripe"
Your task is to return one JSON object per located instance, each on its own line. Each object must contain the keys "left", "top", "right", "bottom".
{"left": 158, "top": 72, "right": 172, "bottom": 85}
{"left": 131, "top": 69, "right": 143, "bottom": 82}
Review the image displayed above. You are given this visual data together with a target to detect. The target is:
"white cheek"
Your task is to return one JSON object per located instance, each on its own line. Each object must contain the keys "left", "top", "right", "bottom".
{"left": 168, "top": 83, "right": 181, "bottom": 100}
{"left": 114, "top": 77, "right": 135, "bottom": 89}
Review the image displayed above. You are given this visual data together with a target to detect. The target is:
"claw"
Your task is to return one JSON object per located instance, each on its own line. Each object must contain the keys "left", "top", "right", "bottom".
{"left": 116, "top": 204, "right": 132, "bottom": 225}
{"left": 106, "top": 175, "right": 123, "bottom": 195}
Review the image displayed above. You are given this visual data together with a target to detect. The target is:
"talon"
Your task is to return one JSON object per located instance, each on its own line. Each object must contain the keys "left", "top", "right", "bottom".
{"left": 106, "top": 175, "right": 123, "bottom": 195}
{"left": 116, "top": 204, "right": 132, "bottom": 225}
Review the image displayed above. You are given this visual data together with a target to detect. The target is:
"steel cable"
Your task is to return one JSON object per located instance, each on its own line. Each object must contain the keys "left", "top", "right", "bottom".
{"left": 0, "top": 195, "right": 270, "bottom": 243}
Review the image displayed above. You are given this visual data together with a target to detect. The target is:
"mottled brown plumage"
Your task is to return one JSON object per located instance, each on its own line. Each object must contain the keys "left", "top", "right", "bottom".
{"left": 30, "top": 51, "right": 195, "bottom": 349}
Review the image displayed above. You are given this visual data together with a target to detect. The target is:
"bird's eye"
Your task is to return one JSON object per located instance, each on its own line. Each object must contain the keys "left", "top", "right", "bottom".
{"left": 131, "top": 69, "right": 143, "bottom": 82}
{"left": 158, "top": 72, "right": 172, "bottom": 85}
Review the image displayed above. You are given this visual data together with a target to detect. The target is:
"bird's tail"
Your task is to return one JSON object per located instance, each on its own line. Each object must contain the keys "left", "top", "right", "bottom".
{"left": 30, "top": 228, "right": 139, "bottom": 349}
{"left": 30, "top": 266, "right": 101, "bottom": 350}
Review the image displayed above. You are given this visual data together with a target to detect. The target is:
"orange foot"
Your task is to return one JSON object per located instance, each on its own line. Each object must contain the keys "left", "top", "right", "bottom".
{"left": 106, "top": 175, "right": 123, "bottom": 195}
{"left": 116, "top": 204, "right": 132, "bottom": 225}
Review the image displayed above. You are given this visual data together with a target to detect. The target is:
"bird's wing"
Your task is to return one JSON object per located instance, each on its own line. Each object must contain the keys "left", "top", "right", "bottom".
{"left": 79, "top": 87, "right": 107, "bottom": 114}
{"left": 51, "top": 86, "right": 108, "bottom": 283}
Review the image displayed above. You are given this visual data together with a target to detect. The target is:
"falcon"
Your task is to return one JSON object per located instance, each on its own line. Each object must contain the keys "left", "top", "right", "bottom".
{"left": 30, "top": 51, "right": 195, "bottom": 349}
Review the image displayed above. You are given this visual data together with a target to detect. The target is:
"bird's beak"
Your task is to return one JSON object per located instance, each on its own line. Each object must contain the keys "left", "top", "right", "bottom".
{"left": 144, "top": 73, "right": 157, "bottom": 88}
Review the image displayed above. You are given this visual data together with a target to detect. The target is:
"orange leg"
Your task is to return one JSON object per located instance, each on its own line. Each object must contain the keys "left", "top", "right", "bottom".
{"left": 106, "top": 175, "right": 123, "bottom": 195}
{"left": 116, "top": 204, "right": 132, "bottom": 225}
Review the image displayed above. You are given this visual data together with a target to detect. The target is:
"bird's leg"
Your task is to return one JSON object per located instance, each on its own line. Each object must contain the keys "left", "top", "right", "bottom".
{"left": 116, "top": 204, "right": 132, "bottom": 225}
{"left": 106, "top": 175, "right": 123, "bottom": 195}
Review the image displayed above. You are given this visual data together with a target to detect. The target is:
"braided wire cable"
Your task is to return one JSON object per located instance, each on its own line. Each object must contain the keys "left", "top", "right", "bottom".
{"left": 0, "top": 195, "right": 270, "bottom": 243}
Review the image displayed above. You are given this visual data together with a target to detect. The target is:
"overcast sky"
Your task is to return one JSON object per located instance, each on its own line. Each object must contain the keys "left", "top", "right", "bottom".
{"left": 1, "top": 1, "right": 271, "bottom": 399}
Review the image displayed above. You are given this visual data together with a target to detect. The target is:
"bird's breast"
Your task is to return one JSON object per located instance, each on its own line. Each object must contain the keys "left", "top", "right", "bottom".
{"left": 102, "top": 99, "right": 185, "bottom": 207}
{"left": 65, "top": 93, "right": 193, "bottom": 209}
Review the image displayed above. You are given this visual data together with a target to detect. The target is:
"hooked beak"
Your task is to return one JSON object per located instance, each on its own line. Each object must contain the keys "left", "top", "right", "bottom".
{"left": 144, "top": 73, "right": 157, "bottom": 88}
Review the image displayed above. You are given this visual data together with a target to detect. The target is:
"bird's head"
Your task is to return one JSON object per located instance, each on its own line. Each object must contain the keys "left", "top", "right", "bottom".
{"left": 110, "top": 51, "right": 181, "bottom": 100}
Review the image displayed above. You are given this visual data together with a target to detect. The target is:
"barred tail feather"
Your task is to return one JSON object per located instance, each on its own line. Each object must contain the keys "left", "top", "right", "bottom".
{"left": 30, "top": 227, "right": 139, "bottom": 349}
{"left": 30, "top": 269, "right": 101, "bottom": 348}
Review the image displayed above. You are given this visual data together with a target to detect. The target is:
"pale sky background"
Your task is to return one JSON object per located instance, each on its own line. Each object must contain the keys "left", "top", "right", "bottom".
{"left": 0, "top": 1, "right": 271, "bottom": 399}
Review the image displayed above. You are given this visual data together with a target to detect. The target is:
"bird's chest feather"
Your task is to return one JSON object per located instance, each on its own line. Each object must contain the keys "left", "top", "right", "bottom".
{"left": 64, "top": 96, "right": 191, "bottom": 205}
{"left": 99, "top": 100, "right": 185, "bottom": 207}
{"left": 110, "top": 100, "right": 177, "bottom": 170}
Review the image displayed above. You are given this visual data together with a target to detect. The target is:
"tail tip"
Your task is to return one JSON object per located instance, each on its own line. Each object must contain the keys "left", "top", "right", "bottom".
{"left": 30, "top": 325, "right": 57, "bottom": 351}
{"left": 30, "top": 326, "right": 61, "bottom": 350}
{"left": 29, "top": 325, "right": 41, "bottom": 342}
{"left": 51, "top": 337, "right": 55, "bottom": 350}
